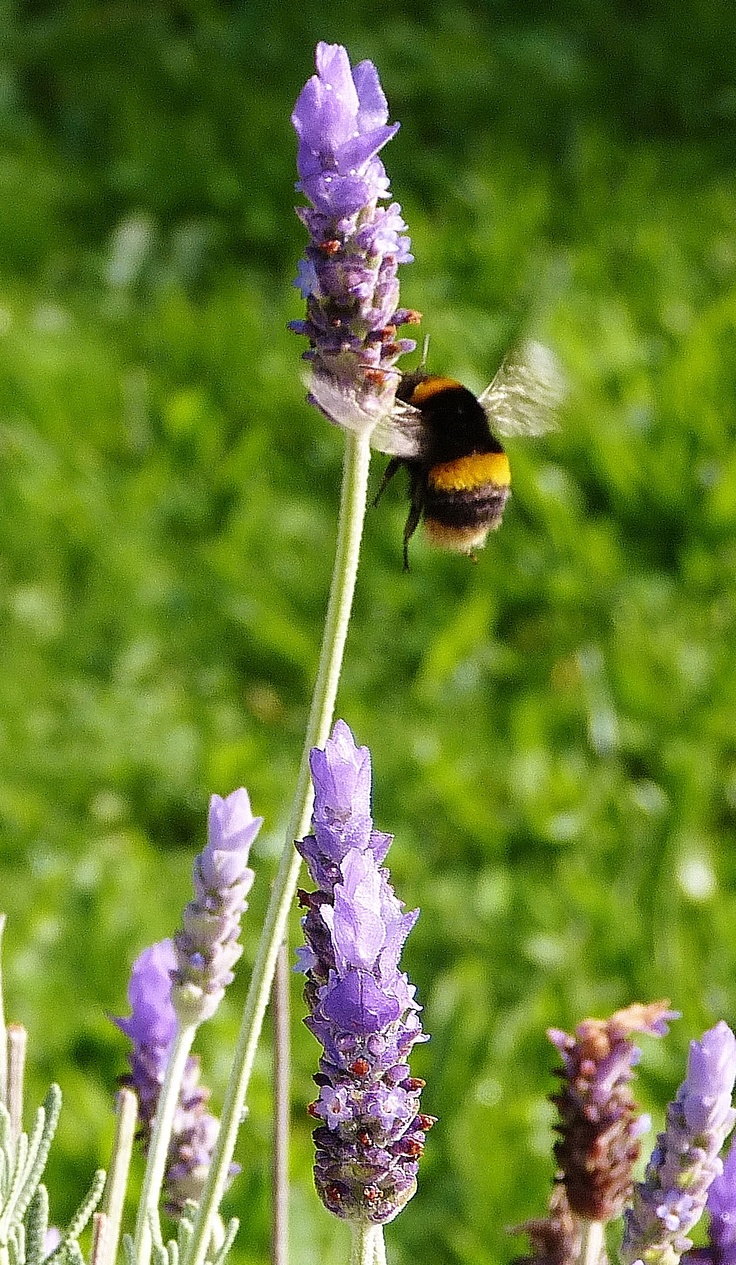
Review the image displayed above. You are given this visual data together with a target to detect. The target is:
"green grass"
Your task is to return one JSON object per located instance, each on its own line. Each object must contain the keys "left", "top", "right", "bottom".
{"left": 1, "top": 2, "right": 736, "bottom": 1263}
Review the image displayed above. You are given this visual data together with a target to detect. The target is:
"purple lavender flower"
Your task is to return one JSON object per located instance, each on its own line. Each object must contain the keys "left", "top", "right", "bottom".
{"left": 296, "top": 720, "right": 434, "bottom": 1225}
{"left": 114, "top": 939, "right": 239, "bottom": 1214}
{"left": 173, "top": 788, "right": 262, "bottom": 1025}
{"left": 114, "top": 940, "right": 179, "bottom": 1130}
{"left": 548, "top": 1001, "right": 677, "bottom": 1222}
{"left": 290, "top": 43, "right": 419, "bottom": 437}
{"left": 621, "top": 1021, "right": 736, "bottom": 1265}
{"left": 683, "top": 1137, "right": 736, "bottom": 1265}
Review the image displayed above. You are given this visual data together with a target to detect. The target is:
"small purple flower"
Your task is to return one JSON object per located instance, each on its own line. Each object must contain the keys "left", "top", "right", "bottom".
{"left": 296, "top": 720, "right": 434, "bottom": 1225}
{"left": 290, "top": 43, "right": 419, "bottom": 439}
{"left": 173, "top": 788, "right": 262, "bottom": 1025}
{"left": 622, "top": 1022, "right": 736, "bottom": 1265}
{"left": 114, "top": 939, "right": 240, "bottom": 1214}
{"left": 548, "top": 1001, "right": 677, "bottom": 1222}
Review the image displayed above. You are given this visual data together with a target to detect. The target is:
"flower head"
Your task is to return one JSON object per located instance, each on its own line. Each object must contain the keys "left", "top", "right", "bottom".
{"left": 173, "top": 788, "right": 261, "bottom": 1025}
{"left": 622, "top": 1021, "right": 736, "bottom": 1265}
{"left": 113, "top": 938, "right": 239, "bottom": 1214}
{"left": 548, "top": 1001, "right": 677, "bottom": 1222}
{"left": 296, "top": 720, "right": 434, "bottom": 1225}
{"left": 290, "top": 43, "right": 419, "bottom": 438}
{"left": 114, "top": 940, "right": 178, "bottom": 1127}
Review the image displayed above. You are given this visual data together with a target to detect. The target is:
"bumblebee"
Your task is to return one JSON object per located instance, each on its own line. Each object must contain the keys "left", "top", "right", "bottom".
{"left": 307, "top": 341, "right": 561, "bottom": 569}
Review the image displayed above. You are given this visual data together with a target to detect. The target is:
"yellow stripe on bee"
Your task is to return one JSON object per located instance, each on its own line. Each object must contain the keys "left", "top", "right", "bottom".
{"left": 429, "top": 451, "right": 511, "bottom": 492}
{"left": 409, "top": 376, "right": 463, "bottom": 403}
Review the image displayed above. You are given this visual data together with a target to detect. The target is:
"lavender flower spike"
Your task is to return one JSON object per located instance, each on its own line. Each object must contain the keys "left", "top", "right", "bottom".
{"left": 296, "top": 720, "right": 435, "bottom": 1225}
{"left": 173, "top": 788, "right": 262, "bottom": 1025}
{"left": 549, "top": 1001, "right": 677, "bottom": 1223}
{"left": 621, "top": 1021, "right": 736, "bottom": 1265}
{"left": 290, "top": 43, "right": 419, "bottom": 436}
{"left": 114, "top": 939, "right": 240, "bottom": 1213}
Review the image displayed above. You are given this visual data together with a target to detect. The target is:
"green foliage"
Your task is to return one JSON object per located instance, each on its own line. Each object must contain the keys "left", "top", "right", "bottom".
{"left": 1, "top": 3, "right": 736, "bottom": 1264}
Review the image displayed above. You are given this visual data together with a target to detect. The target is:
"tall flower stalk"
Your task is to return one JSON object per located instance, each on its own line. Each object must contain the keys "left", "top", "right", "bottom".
{"left": 181, "top": 44, "right": 413, "bottom": 1265}
{"left": 621, "top": 1022, "right": 736, "bottom": 1265}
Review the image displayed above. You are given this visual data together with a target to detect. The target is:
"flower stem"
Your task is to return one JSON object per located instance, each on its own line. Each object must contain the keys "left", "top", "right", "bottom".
{"left": 350, "top": 1224, "right": 385, "bottom": 1265}
{"left": 182, "top": 428, "right": 373, "bottom": 1265}
{"left": 581, "top": 1219, "right": 606, "bottom": 1265}
{"left": 271, "top": 942, "right": 290, "bottom": 1265}
{"left": 102, "top": 1088, "right": 137, "bottom": 1265}
{"left": 133, "top": 1021, "right": 198, "bottom": 1265}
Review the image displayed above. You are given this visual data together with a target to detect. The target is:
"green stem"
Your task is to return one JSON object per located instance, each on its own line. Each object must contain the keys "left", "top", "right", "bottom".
{"left": 133, "top": 1022, "right": 198, "bottom": 1265}
{"left": 183, "top": 429, "right": 373, "bottom": 1265}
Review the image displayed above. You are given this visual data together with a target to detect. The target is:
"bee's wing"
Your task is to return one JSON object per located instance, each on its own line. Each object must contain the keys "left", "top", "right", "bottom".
{"left": 305, "top": 369, "right": 426, "bottom": 460}
{"left": 477, "top": 340, "right": 564, "bottom": 438}
{"left": 371, "top": 400, "right": 426, "bottom": 459}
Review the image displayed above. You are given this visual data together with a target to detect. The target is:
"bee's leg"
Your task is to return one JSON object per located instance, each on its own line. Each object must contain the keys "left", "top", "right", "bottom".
{"left": 402, "top": 476, "right": 425, "bottom": 572}
{"left": 372, "top": 456, "right": 403, "bottom": 507}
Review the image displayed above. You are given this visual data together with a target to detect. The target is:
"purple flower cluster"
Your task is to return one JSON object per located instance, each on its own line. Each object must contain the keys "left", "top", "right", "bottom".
{"left": 290, "top": 43, "right": 418, "bottom": 432}
{"left": 296, "top": 720, "right": 434, "bottom": 1225}
{"left": 114, "top": 939, "right": 239, "bottom": 1213}
{"left": 622, "top": 1021, "right": 736, "bottom": 1265}
{"left": 173, "top": 789, "right": 261, "bottom": 1025}
{"left": 548, "top": 1001, "right": 676, "bottom": 1222}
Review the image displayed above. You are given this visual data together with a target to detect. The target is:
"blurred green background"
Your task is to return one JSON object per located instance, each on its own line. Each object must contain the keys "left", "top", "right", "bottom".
{"left": 2, "top": 0, "right": 736, "bottom": 1262}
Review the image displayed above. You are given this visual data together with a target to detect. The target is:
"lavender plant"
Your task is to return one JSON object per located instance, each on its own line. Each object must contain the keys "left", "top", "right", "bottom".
{"left": 3, "top": 35, "right": 736, "bottom": 1265}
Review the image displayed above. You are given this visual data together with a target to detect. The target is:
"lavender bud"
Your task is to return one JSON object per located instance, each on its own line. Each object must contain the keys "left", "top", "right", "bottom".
{"left": 297, "top": 720, "right": 434, "bottom": 1225}
{"left": 622, "top": 1021, "right": 736, "bottom": 1265}
{"left": 113, "top": 939, "right": 240, "bottom": 1212}
{"left": 549, "top": 1001, "right": 677, "bottom": 1222}
{"left": 290, "top": 43, "right": 418, "bottom": 435}
{"left": 173, "top": 788, "right": 262, "bottom": 1025}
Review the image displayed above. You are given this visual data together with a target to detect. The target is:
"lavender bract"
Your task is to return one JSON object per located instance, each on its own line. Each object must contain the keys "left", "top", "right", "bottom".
{"left": 296, "top": 720, "right": 434, "bottom": 1225}
{"left": 290, "top": 43, "right": 418, "bottom": 433}
{"left": 622, "top": 1021, "right": 736, "bottom": 1265}
{"left": 113, "top": 939, "right": 239, "bottom": 1213}
{"left": 173, "top": 788, "right": 261, "bottom": 1025}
